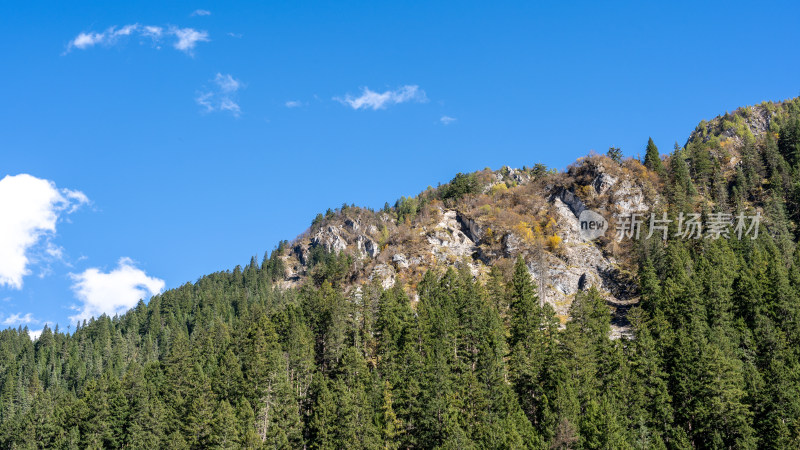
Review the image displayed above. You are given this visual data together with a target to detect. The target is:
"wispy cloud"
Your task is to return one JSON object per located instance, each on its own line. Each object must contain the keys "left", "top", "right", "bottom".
{"left": 142, "top": 25, "right": 163, "bottom": 39}
{"left": 170, "top": 27, "right": 210, "bottom": 54}
{"left": 191, "top": 9, "right": 211, "bottom": 16}
{"left": 440, "top": 115, "right": 457, "bottom": 125}
{"left": 69, "top": 24, "right": 138, "bottom": 50}
{"left": 285, "top": 100, "right": 304, "bottom": 108}
{"left": 2, "top": 313, "right": 38, "bottom": 326}
{"left": 69, "top": 257, "right": 164, "bottom": 323}
{"left": 0, "top": 174, "right": 89, "bottom": 289}
{"left": 66, "top": 24, "right": 209, "bottom": 55}
{"left": 335, "top": 85, "right": 427, "bottom": 110}
{"left": 196, "top": 73, "right": 243, "bottom": 117}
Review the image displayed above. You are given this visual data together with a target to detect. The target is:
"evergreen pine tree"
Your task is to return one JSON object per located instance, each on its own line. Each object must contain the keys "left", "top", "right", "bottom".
{"left": 644, "top": 137, "right": 664, "bottom": 175}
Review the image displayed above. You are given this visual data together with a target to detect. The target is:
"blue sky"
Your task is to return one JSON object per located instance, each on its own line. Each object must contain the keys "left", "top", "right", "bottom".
{"left": 2, "top": 0, "right": 799, "bottom": 335}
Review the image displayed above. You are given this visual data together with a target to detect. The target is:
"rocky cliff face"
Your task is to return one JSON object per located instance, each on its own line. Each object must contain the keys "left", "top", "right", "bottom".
{"left": 270, "top": 97, "right": 800, "bottom": 339}
{"left": 278, "top": 155, "right": 658, "bottom": 338}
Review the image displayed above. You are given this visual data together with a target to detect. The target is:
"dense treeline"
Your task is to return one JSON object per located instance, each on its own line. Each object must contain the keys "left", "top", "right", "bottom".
{"left": 2, "top": 233, "right": 799, "bottom": 449}
{"left": 2, "top": 100, "right": 800, "bottom": 448}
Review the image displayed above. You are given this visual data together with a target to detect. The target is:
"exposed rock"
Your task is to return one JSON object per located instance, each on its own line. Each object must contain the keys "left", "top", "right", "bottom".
{"left": 456, "top": 212, "right": 484, "bottom": 243}
{"left": 344, "top": 218, "right": 360, "bottom": 232}
{"left": 612, "top": 179, "right": 648, "bottom": 215}
{"left": 293, "top": 244, "right": 308, "bottom": 265}
{"left": 507, "top": 167, "right": 531, "bottom": 184}
{"left": 542, "top": 187, "right": 639, "bottom": 329}
{"left": 592, "top": 171, "right": 618, "bottom": 195}
{"left": 280, "top": 157, "right": 655, "bottom": 339}
{"left": 427, "top": 210, "right": 476, "bottom": 262}
{"left": 370, "top": 263, "right": 396, "bottom": 289}
{"left": 355, "top": 235, "right": 380, "bottom": 258}
{"left": 503, "top": 233, "right": 522, "bottom": 257}
{"left": 278, "top": 255, "right": 300, "bottom": 281}
{"left": 552, "top": 188, "right": 586, "bottom": 218}
{"left": 552, "top": 197, "right": 582, "bottom": 243}
{"left": 392, "top": 253, "right": 409, "bottom": 269}
{"left": 312, "top": 226, "right": 348, "bottom": 253}
{"left": 578, "top": 273, "right": 588, "bottom": 291}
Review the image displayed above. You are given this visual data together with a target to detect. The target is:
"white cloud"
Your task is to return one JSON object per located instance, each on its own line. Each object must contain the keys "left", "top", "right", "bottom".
{"left": 191, "top": 9, "right": 211, "bottom": 16}
{"left": 2, "top": 313, "right": 37, "bottom": 326}
{"left": 66, "top": 24, "right": 209, "bottom": 55}
{"left": 69, "top": 257, "right": 164, "bottom": 323}
{"left": 335, "top": 85, "right": 427, "bottom": 110}
{"left": 440, "top": 115, "right": 457, "bottom": 125}
{"left": 285, "top": 100, "right": 303, "bottom": 108}
{"left": 196, "top": 73, "right": 243, "bottom": 117}
{"left": 170, "top": 27, "right": 210, "bottom": 54}
{"left": 71, "top": 32, "right": 105, "bottom": 49}
{"left": 116, "top": 24, "right": 138, "bottom": 36}
{"left": 142, "top": 25, "right": 163, "bottom": 39}
{"left": 215, "top": 73, "right": 240, "bottom": 93}
{"left": 25, "top": 322, "right": 53, "bottom": 340}
{"left": 0, "top": 174, "right": 89, "bottom": 289}
{"left": 195, "top": 92, "right": 214, "bottom": 111}
{"left": 29, "top": 328, "right": 45, "bottom": 340}
{"left": 69, "top": 24, "right": 136, "bottom": 50}
{"left": 219, "top": 98, "right": 242, "bottom": 115}
{"left": 67, "top": 24, "right": 139, "bottom": 51}
{"left": 63, "top": 189, "right": 90, "bottom": 212}
{"left": 1, "top": 314, "right": 48, "bottom": 340}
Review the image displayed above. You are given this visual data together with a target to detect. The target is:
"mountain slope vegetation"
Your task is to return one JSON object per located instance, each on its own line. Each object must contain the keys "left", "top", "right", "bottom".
{"left": 3, "top": 97, "right": 800, "bottom": 448}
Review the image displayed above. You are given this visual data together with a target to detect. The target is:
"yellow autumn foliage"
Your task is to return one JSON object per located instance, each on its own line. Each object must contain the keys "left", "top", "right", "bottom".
{"left": 513, "top": 221, "right": 536, "bottom": 244}
{"left": 546, "top": 234, "right": 562, "bottom": 252}
{"left": 490, "top": 183, "right": 508, "bottom": 196}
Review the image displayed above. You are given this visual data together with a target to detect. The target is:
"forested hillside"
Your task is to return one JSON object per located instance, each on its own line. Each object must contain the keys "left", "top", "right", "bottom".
{"left": 2, "top": 98, "right": 800, "bottom": 448}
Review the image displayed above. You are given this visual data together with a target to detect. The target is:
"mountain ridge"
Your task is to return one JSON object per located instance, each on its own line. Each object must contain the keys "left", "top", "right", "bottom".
{"left": 3, "top": 96, "right": 800, "bottom": 448}
{"left": 256, "top": 96, "right": 800, "bottom": 337}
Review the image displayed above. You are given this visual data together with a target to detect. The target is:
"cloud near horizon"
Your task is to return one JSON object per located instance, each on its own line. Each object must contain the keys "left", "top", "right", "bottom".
{"left": 0, "top": 313, "right": 48, "bottom": 339}
{"left": 66, "top": 24, "right": 209, "bottom": 55}
{"left": 335, "top": 85, "right": 427, "bottom": 110}
{"left": 69, "top": 257, "right": 165, "bottom": 324}
{"left": 0, "top": 174, "right": 89, "bottom": 289}
{"left": 2, "top": 313, "right": 37, "bottom": 326}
